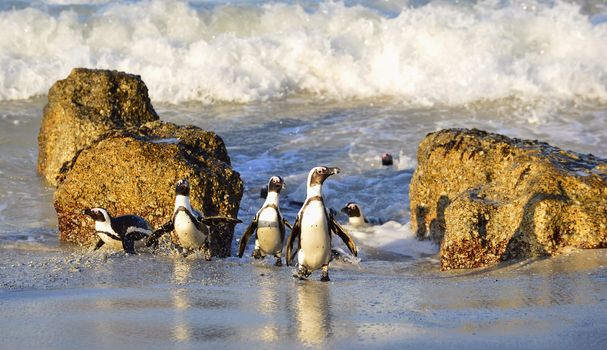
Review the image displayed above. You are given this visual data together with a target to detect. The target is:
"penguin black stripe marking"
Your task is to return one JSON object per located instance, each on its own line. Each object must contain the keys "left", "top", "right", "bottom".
{"left": 96, "top": 230, "right": 121, "bottom": 241}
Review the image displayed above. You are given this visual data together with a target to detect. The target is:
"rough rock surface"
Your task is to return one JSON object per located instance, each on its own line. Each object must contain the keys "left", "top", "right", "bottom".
{"left": 39, "top": 68, "right": 243, "bottom": 257}
{"left": 38, "top": 68, "right": 158, "bottom": 186}
{"left": 54, "top": 121, "right": 243, "bottom": 258}
{"left": 410, "top": 129, "right": 607, "bottom": 270}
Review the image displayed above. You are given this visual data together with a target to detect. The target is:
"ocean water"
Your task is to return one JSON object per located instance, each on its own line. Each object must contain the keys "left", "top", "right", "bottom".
{"left": 1, "top": 0, "right": 607, "bottom": 348}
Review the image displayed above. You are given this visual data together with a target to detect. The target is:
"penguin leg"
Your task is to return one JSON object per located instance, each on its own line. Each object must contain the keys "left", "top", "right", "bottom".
{"left": 252, "top": 239, "right": 263, "bottom": 260}
{"left": 273, "top": 252, "right": 283, "bottom": 267}
{"left": 320, "top": 264, "right": 330, "bottom": 282}
{"left": 93, "top": 238, "right": 105, "bottom": 251}
{"left": 122, "top": 237, "right": 136, "bottom": 254}
{"left": 176, "top": 246, "right": 190, "bottom": 257}
{"left": 293, "top": 264, "right": 311, "bottom": 280}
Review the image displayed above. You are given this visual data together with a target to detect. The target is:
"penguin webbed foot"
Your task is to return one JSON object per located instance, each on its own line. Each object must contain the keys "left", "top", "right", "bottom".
{"left": 274, "top": 255, "right": 283, "bottom": 267}
{"left": 293, "top": 265, "right": 311, "bottom": 280}
{"left": 252, "top": 248, "right": 263, "bottom": 260}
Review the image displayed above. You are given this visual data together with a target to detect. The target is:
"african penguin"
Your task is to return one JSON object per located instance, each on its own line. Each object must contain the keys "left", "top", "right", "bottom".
{"left": 286, "top": 166, "right": 358, "bottom": 281}
{"left": 82, "top": 207, "right": 152, "bottom": 254}
{"left": 238, "top": 176, "right": 289, "bottom": 266}
{"left": 341, "top": 202, "right": 368, "bottom": 227}
{"left": 146, "top": 179, "right": 241, "bottom": 259}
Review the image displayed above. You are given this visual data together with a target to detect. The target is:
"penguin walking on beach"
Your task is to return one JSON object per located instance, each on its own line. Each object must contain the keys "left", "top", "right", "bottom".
{"left": 340, "top": 202, "right": 384, "bottom": 227}
{"left": 286, "top": 166, "right": 358, "bottom": 281}
{"left": 146, "top": 179, "right": 241, "bottom": 259}
{"left": 82, "top": 208, "right": 152, "bottom": 254}
{"left": 238, "top": 176, "right": 290, "bottom": 266}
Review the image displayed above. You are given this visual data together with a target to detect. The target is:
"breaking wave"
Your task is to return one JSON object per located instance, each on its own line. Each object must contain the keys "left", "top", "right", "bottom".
{"left": 1, "top": 0, "right": 606, "bottom": 105}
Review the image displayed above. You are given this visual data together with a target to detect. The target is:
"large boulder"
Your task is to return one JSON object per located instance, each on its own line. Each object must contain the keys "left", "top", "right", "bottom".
{"left": 410, "top": 129, "right": 607, "bottom": 270}
{"left": 54, "top": 121, "right": 243, "bottom": 257}
{"left": 39, "top": 68, "right": 243, "bottom": 257}
{"left": 38, "top": 68, "right": 158, "bottom": 187}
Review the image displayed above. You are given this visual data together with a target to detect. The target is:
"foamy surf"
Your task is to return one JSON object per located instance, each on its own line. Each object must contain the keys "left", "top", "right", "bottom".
{"left": 1, "top": 0, "right": 606, "bottom": 105}
{"left": 347, "top": 221, "right": 438, "bottom": 258}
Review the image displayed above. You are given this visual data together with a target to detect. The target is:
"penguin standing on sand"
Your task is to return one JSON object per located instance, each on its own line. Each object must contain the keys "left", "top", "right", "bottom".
{"left": 82, "top": 207, "right": 152, "bottom": 254}
{"left": 238, "top": 176, "right": 290, "bottom": 266}
{"left": 286, "top": 166, "right": 358, "bottom": 281}
{"left": 147, "top": 179, "right": 241, "bottom": 259}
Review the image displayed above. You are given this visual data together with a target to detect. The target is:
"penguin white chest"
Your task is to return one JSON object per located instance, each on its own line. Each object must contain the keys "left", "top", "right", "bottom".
{"left": 257, "top": 207, "right": 282, "bottom": 255}
{"left": 95, "top": 222, "right": 123, "bottom": 250}
{"left": 299, "top": 202, "right": 331, "bottom": 270}
{"left": 96, "top": 232, "right": 124, "bottom": 250}
{"left": 174, "top": 211, "right": 207, "bottom": 249}
{"left": 348, "top": 216, "right": 367, "bottom": 227}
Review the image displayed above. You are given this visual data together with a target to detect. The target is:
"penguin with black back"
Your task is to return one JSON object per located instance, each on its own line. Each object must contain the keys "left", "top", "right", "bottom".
{"left": 82, "top": 207, "right": 152, "bottom": 254}
{"left": 146, "top": 179, "right": 241, "bottom": 259}
{"left": 286, "top": 166, "right": 358, "bottom": 281}
{"left": 238, "top": 176, "right": 290, "bottom": 266}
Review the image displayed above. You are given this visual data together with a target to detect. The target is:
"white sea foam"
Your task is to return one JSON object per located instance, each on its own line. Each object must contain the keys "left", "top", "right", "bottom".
{"left": 348, "top": 220, "right": 438, "bottom": 257}
{"left": 1, "top": 0, "right": 606, "bottom": 104}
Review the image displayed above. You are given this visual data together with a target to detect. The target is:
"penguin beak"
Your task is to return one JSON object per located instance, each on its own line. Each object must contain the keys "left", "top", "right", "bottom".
{"left": 340, "top": 206, "right": 348, "bottom": 214}
{"left": 329, "top": 167, "right": 340, "bottom": 175}
{"left": 82, "top": 208, "right": 93, "bottom": 217}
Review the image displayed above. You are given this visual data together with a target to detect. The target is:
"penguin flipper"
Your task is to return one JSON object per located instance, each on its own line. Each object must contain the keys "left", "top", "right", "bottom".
{"left": 282, "top": 218, "right": 293, "bottom": 230}
{"left": 237, "top": 217, "right": 258, "bottom": 258}
{"left": 201, "top": 216, "right": 242, "bottom": 226}
{"left": 286, "top": 216, "right": 301, "bottom": 266}
{"left": 146, "top": 220, "right": 174, "bottom": 247}
{"left": 329, "top": 214, "right": 358, "bottom": 257}
{"left": 93, "top": 238, "right": 105, "bottom": 251}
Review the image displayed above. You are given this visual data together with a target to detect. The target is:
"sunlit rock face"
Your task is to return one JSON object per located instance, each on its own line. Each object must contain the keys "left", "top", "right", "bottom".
{"left": 410, "top": 128, "right": 607, "bottom": 270}
{"left": 40, "top": 69, "right": 243, "bottom": 257}
{"left": 38, "top": 68, "right": 159, "bottom": 187}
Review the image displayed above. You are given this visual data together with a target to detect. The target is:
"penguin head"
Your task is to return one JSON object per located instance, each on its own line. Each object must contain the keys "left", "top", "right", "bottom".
{"left": 307, "top": 166, "right": 340, "bottom": 187}
{"left": 267, "top": 176, "right": 285, "bottom": 194}
{"left": 175, "top": 179, "right": 190, "bottom": 196}
{"left": 341, "top": 202, "right": 362, "bottom": 218}
{"left": 82, "top": 208, "right": 111, "bottom": 222}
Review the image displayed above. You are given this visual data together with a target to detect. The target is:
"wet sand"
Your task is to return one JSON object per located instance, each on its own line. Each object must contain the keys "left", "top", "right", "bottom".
{"left": 2, "top": 245, "right": 606, "bottom": 349}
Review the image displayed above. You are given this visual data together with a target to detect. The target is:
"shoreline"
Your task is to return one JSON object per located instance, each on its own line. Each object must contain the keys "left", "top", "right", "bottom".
{"left": 1, "top": 245, "right": 606, "bottom": 348}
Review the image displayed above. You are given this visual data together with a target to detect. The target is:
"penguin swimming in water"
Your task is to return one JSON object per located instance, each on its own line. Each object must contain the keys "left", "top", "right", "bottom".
{"left": 340, "top": 202, "right": 384, "bottom": 227}
{"left": 341, "top": 202, "right": 369, "bottom": 227}
{"left": 286, "top": 166, "right": 358, "bottom": 281}
{"left": 82, "top": 207, "right": 152, "bottom": 254}
{"left": 238, "top": 176, "right": 289, "bottom": 266}
{"left": 146, "top": 179, "right": 241, "bottom": 259}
